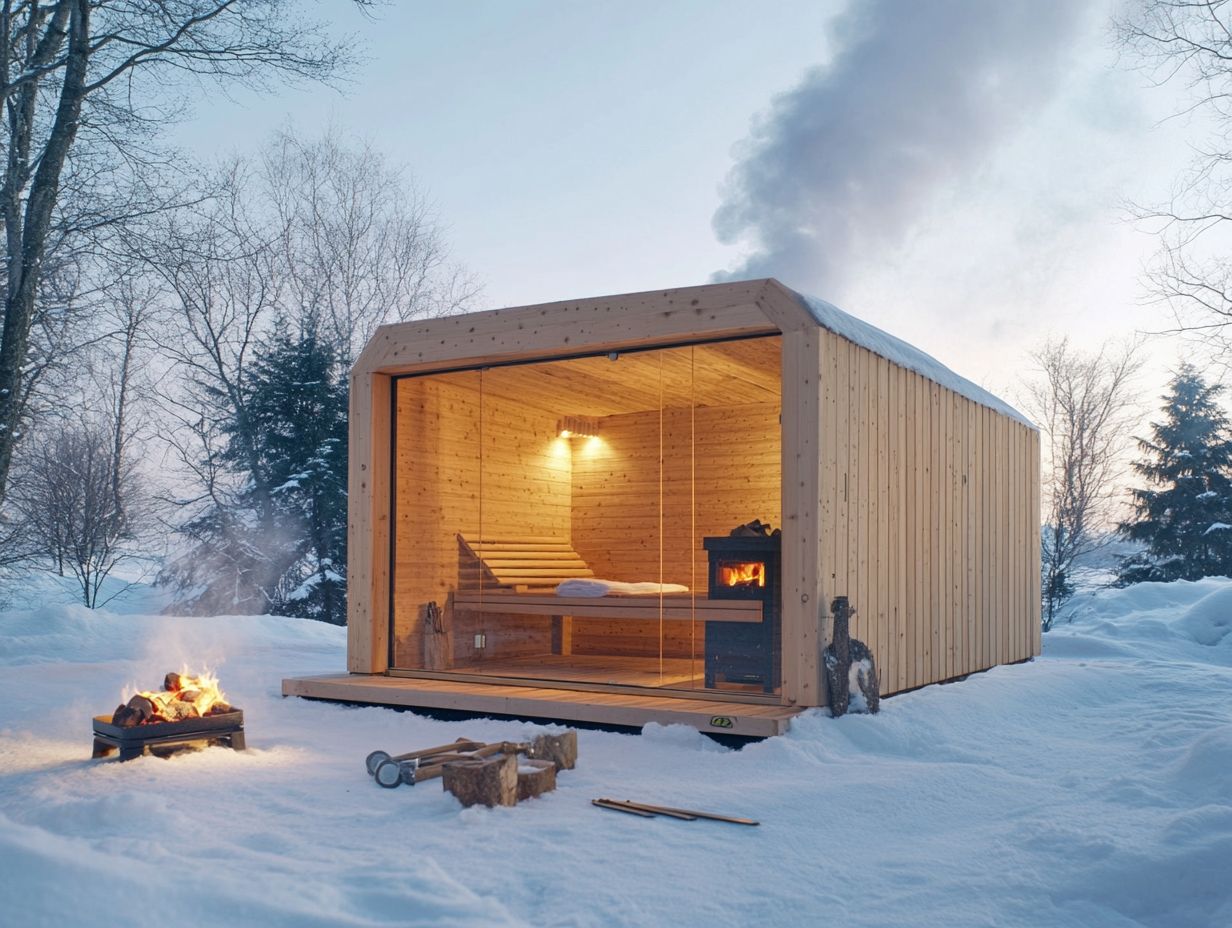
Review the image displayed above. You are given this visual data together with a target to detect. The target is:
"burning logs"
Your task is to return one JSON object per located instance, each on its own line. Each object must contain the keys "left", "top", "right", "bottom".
{"left": 112, "top": 695, "right": 155, "bottom": 727}
{"left": 110, "top": 670, "right": 232, "bottom": 728}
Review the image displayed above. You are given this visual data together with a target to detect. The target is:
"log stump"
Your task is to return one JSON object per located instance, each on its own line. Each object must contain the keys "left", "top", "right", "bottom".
{"left": 528, "top": 730, "right": 577, "bottom": 771}
{"left": 442, "top": 753, "right": 518, "bottom": 808}
{"left": 516, "top": 759, "right": 557, "bottom": 801}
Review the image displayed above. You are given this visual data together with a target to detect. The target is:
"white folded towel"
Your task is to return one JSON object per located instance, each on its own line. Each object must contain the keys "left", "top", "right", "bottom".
{"left": 555, "top": 579, "right": 689, "bottom": 598}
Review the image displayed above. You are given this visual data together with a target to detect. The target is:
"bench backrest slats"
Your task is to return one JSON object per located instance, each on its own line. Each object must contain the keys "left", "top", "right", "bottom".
{"left": 458, "top": 534, "right": 595, "bottom": 591}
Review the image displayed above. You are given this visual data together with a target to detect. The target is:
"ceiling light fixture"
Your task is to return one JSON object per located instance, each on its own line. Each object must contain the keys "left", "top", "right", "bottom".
{"left": 557, "top": 415, "right": 600, "bottom": 438}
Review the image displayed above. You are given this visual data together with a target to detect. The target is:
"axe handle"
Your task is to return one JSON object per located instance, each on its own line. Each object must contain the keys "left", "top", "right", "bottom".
{"left": 421, "top": 741, "right": 528, "bottom": 764}
{"left": 412, "top": 743, "right": 528, "bottom": 783}
{"left": 392, "top": 739, "right": 484, "bottom": 763}
{"left": 411, "top": 762, "right": 448, "bottom": 783}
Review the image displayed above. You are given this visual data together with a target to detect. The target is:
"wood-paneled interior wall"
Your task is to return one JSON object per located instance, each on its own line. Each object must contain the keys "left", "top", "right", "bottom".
{"left": 392, "top": 339, "right": 784, "bottom": 672}
{"left": 817, "top": 331, "right": 1041, "bottom": 698}
{"left": 570, "top": 402, "right": 781, "bottom": 658}
{"left": 391, "top": 373, "right": 571, "bottom": 667}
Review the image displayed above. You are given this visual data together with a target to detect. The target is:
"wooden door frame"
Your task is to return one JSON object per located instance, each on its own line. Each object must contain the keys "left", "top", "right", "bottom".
{"left": 347, "top": 279, "right": 828, "bottom": 708}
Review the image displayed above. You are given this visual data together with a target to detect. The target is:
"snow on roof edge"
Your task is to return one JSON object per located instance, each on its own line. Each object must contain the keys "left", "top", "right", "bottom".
{"left": 789, "top": 290, "right": 1035, "bottom": 429}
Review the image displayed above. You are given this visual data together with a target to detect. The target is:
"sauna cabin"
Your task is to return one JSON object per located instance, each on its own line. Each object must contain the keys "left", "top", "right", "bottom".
{"left": 283, "top": 279, "right": 1040, "bottom": 737}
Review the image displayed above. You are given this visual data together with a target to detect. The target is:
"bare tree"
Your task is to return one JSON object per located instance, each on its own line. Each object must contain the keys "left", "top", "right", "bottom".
{"left": 146, "top": 166, "right": 285, "bottom": 610}
{"left": 264, "top": 129, "right": 480, "bottom": 362}
{"left": 98, "top": 279, "right": 153, "bottom": 527}
{"left": 11, "top": 416, "right": 146, "bottom": 606}
{"left": 1024, "top": 338, "right": 1143, "bottom": 629}
{"left": 9, "top": 271, "right": 157, "bottom": 604}
{"left": 0, "top": 0, "right": 353, "bottom": 513}
{"left": 151, "top": 164, "right": 282, "bottom": 490}
{"left": 151, "top": 129, "right": 478, "bottom": 615}
{"left": 1119, "top": 1, "right": 1232, "bottom": 360}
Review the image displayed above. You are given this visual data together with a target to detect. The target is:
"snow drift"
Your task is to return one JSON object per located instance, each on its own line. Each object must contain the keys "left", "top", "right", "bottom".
{"left": 1, "top": 575, "right": 1230, "bottom": 927}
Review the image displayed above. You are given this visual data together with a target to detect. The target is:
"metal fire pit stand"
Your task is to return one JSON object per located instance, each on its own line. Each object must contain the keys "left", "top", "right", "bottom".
{"left": 92, "top": 709, "right": 246, "bottom": 761}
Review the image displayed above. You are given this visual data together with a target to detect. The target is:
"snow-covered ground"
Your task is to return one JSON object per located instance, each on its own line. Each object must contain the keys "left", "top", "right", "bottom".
{"left": 1, "top": 575, "right": 1230, "bottom": 928}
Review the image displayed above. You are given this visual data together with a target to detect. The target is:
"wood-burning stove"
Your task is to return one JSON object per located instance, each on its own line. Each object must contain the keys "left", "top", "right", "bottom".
{"left": 703, "top": 535, "right": 781, "bottom": 692}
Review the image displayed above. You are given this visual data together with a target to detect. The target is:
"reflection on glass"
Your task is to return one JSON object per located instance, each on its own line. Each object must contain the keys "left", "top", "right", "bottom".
{"left": 390, "top": 336, "right": 782, "bottom": 696}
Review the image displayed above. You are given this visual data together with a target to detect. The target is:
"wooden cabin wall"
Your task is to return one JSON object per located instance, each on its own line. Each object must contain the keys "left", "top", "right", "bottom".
{"left": 391, "top": 375, "right": 571, "bottom": 667}
{"left": 818, "top": 331, "right": 1041, "bottom": 699}
{"left": 570, "top": 402, "right": 781, "bottom": 658}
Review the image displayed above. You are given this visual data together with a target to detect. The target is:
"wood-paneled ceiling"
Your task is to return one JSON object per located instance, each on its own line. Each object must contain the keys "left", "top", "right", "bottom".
{"left": 418, "top": 336, "right": 781, "bottom": 417}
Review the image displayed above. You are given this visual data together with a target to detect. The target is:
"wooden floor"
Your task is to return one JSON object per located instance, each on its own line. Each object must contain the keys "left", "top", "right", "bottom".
{"left": 281, "top": 673, "right": 801, "bottom": 737}
{"left": 450, "top": 655, "right": 702, "bottom": 689}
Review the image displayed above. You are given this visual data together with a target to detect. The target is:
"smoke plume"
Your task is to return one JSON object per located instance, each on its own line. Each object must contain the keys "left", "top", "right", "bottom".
{"left": 712, "top": 0, "right": 1090, "bottom": 292}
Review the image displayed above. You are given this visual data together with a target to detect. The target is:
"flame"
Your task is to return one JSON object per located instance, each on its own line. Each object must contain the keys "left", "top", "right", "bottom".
{"left": 720, "top": 562, "right": 766, "bottom": 588}
{"left": 126, "top": 668, "right": 231, "bottom": 724}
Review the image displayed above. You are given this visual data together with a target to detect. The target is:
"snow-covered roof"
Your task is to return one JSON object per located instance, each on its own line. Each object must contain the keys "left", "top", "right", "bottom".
{"left": 788, "top": 290, "right": 1034, "bottom": 429}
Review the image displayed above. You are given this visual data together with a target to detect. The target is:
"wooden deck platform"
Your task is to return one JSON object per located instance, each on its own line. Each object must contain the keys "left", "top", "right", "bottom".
{"left": 449, "top": 654, "right": 702, "bottom": 689}
{"left": 281, "top": 673, "right": 801, "bottom": 737}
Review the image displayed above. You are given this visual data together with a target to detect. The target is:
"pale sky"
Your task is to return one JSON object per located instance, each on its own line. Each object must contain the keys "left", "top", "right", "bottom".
{"left": 174, "top": 0, "right": 1201, "bottom": 413}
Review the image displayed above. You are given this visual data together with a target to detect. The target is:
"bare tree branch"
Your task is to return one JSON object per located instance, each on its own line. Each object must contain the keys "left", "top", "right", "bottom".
{"left": 0, "top": 0, "right": 355, "bottom": 513}
{"left": 1121, "top": 0, "right": 1232, "bottom": 358}
{"left": 1022, "top": 337, "right": 1144, "bottom": 628}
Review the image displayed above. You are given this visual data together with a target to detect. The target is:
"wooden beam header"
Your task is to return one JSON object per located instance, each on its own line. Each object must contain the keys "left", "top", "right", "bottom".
{"left": 353, "top": 278, "right": 814, "bottom": 378}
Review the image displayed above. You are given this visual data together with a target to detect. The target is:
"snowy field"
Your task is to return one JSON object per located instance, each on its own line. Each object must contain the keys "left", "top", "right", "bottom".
{"left": 1, "top": 574, "right": 1230, "bottom": 928}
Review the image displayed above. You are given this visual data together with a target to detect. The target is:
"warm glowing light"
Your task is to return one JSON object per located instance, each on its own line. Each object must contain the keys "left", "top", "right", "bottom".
{"left": 566, "top": 433, "right": 606, "bottom": 460}
{"left": 720, "top": 562, "right": 766, "bottom": 588}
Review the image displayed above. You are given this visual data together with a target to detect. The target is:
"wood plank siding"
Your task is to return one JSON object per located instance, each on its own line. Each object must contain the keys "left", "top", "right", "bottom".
{"left": 312, "top": 278, "right": 1041, "bottom": 732}
{"left": 815, "top": 329, "right": 1039, "bottom": 697}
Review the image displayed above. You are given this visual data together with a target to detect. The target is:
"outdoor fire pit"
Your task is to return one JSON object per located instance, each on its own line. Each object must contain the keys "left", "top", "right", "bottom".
{"left": 92, "top": 670, "right": 246, "bottom": 761}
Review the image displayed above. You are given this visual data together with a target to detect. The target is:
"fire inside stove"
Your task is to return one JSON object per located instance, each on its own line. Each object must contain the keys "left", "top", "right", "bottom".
{"left": 703, "top": 533, "right": 780, "bottom": 693}
{"left": 719, "top": 561, "right": 766, "bottom": 589}
{"left": 111, "top": 670, "right": 233, "bottom": 728}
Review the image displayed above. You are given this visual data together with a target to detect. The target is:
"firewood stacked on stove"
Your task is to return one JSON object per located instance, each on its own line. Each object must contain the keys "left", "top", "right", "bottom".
{"left": 110, "top": 671, "right": 233, "bottom": 728}
{"left": 729, "top": 519, "right": 782, "bottom": 538}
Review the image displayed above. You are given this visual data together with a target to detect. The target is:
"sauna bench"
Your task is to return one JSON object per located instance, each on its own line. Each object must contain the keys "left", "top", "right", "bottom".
{"left": 450, "top": 592, "right": 762, "bottom": 623}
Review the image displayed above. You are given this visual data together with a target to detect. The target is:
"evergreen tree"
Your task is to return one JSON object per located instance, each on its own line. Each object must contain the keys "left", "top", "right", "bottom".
{"left": 240, "top": 320, "right": 349, "bottom": 622}
{"left": 163, "top": 319, "right": 349, "bottom": 623}
{"left": 1117, "top": 365, "right": 1232, "bottom": 584}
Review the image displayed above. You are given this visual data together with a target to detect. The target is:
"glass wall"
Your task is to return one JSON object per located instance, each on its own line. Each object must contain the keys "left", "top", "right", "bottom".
{"left": 389, "top": 335, "right": 782, "bottom": 696}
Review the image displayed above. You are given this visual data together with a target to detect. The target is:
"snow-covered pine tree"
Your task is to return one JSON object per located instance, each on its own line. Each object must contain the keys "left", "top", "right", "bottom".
{"left": 238, "top": 320, "right": 349, "bottom": 623}
{"left": 163, "top": 318, "right": 349, "bottom": 622}
{"left": 1117, "top": 365, "right": 1232, "bottom": 584}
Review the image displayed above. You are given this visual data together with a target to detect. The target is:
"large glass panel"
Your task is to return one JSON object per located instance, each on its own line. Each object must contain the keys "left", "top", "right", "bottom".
{"left": 390, "top": 369, "right": 480, "bottom": 670}
{"left": 389, "top": 336, "right": 782, "bottom": 697}
{"left": 688, "top": 339, "right": 783, "bottom": 694}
